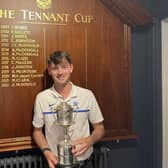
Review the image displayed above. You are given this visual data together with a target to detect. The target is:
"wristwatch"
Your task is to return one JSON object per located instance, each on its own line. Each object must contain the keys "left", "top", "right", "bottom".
{"left": 41, "top": 147, "right": 51, "bottom": 153}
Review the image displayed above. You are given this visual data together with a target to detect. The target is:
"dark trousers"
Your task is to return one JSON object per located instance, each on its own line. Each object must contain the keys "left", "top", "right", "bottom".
{"left": 43, "top": 156, "right": 93, "bottom": 168}
{"left": 56, "top": 156, "right": 93, "bottom": 168}
{"left": 78, "top": 157, "right": 93, "bottom": 168}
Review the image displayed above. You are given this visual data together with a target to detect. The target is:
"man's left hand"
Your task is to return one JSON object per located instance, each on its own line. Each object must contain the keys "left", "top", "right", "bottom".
{"left": 72, "top": 137, "right": 93, "bottom": 156}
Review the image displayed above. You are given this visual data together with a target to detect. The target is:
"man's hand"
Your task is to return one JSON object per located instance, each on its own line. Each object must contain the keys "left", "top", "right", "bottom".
{"left": 72, "top": 122, "right": 105, "bottom": 157}
{"left": 72, "top": 136, "right": 93, "bottom": 156}
{"left": 43, "top": 150, "right": 59, "bottom": 168}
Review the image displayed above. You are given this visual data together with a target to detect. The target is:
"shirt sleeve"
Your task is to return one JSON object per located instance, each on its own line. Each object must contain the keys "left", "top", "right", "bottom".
{"left": 32, "top": 94, "right": 44, "bottom": 128}
{"left": 88, "top": 91, "right": 104, "bottom": 124}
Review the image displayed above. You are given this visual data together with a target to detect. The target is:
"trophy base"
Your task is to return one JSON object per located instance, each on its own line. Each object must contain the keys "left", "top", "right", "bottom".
{"left": 57, "top": 141, "right": 77, "bottom": 167}
{"left": 58, "top": 163, "right": 79, "bottom": 168}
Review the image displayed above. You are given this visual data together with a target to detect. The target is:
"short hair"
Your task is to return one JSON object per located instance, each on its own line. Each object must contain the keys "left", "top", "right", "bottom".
{"left": 48, "top": 51, "right": 72, "bottom": 65}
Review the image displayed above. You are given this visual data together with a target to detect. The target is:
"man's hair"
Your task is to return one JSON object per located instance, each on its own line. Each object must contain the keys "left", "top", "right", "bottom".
{"left": 48, "top": 51, "right": 72, "bottom": 65}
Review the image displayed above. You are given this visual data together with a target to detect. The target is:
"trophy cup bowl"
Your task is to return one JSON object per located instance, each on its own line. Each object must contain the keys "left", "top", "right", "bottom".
{"left": 55, "top": 102, "right": 77, "bottom": 167}
{"left": 55, "top": 102, "right": 74, "bottom": 126}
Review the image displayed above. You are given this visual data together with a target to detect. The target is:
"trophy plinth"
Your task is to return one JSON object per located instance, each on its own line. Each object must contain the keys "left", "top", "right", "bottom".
{"left": 55, "top": 102, "right": 78, "bottom": 168}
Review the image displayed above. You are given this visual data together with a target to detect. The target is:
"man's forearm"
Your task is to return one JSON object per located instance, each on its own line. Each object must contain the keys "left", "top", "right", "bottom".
{"left": 33, "top": 128, "right": 49, "bottom": 149}
{"left": 33, "top": 128, "right": 58, "bottom": 167}
{"left": 89, "top": 122, "right": 105, "bottom": 145}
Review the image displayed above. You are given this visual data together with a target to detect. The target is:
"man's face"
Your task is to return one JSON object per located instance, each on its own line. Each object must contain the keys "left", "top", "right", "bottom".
{"left": 48, "top": 59, "right": 73, "bottom": 87}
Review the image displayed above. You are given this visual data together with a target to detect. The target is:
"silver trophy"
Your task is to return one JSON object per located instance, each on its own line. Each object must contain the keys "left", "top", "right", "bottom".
{"left": 55, "top": 101, "right": 77, "bottom": 168}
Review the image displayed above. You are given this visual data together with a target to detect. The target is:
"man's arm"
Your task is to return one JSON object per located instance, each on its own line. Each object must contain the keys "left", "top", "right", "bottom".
{"left": 72, "top": 122, "right": 105, "bottom": 156}
{"left": 33, "top": 127, "right": 58, "bottom": 168}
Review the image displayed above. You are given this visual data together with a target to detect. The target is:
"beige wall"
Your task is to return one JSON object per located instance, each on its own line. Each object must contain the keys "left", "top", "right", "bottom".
{"left": 162, "top": 19, "right": 168, "bottom": 168}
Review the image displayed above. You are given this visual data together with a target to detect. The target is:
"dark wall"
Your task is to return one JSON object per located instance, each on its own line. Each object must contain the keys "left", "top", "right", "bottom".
{"left": 136, "top": 0, "right": 168, "bottom": 19}
{"left": 102, "top": 24, "right": 157, "bottom": 168}
{"left": 155, "top": 0, "right": 168, "bottom": 19}
{"left": 131, "top": 25, "right": 154, "bottom": 168}
{"left": 102, "top": 0, "right": 162, "bottom": 168}
{"left": 137, "top": 0, "right": 156, "bottom": 16}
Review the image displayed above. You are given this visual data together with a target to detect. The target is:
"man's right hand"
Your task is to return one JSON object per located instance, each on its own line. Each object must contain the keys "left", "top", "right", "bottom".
{"left": 43, "top": 150, "right": 59, "bottom": 168}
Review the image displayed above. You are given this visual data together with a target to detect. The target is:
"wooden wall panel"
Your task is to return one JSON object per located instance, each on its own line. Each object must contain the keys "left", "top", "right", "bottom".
{"left": 0, "top": 25, "right": 44, "bottom": 139}
{"left": 0, "top": 0, "right": 137, "bottom": 151}
{"left": 45, "top": 25, "right": 87, "bottom": 87}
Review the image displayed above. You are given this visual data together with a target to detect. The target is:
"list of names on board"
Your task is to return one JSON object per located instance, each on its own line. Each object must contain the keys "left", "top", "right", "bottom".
{"left": 0, "top": 24, "right": 43, "bottom": 88}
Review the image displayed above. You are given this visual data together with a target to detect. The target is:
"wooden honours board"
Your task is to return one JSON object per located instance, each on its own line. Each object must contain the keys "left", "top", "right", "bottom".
{"left": 0, "top": 0, "right": 135, "bottom": 152}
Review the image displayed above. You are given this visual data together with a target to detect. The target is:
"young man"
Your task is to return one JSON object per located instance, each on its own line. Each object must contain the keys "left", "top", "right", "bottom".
{"left": 32, "top": 51, "right": 104, "bottom": 168}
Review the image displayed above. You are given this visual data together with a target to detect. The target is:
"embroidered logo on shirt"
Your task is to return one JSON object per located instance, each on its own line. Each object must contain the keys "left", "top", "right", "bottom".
{"left": 73, "top": 101, "right": 78, "bottom": 107}
{"left": 49, "top": 103, "right": 56, "bottom": 107}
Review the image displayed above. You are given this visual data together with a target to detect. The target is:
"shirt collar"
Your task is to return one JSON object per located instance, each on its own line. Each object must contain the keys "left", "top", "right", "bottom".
{"left": 50, "top": 82, "right": 77, "bottom": 100}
